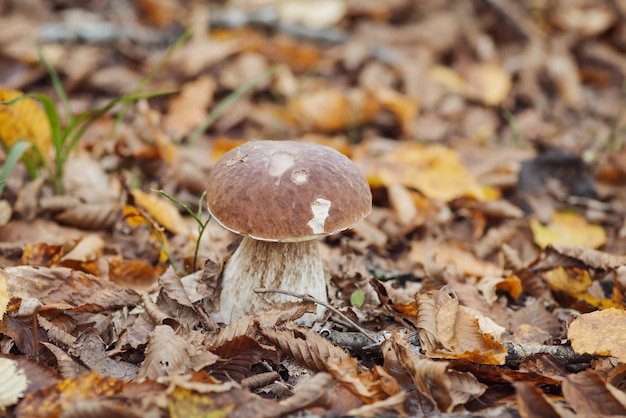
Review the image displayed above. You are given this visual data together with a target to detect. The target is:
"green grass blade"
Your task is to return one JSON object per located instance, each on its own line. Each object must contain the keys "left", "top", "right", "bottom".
{"left": 65, "top": 90, "right": 176, "bottom": 154}
{"left": 0, "top": 140, "right": 31, "bottom": 195}
{"left": 37, "top": 45, "right": 74, "bottom": 126}
{"left": 186, "top": 65, "right": 279, "bottom": 145}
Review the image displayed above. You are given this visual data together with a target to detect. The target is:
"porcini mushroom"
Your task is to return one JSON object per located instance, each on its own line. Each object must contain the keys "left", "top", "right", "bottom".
{"left": 206, "top": 140, "right": 372, "bottom": 323}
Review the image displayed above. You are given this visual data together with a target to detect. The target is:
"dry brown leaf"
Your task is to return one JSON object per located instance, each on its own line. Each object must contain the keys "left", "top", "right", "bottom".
{"left": 417, "top": 287, "right": 507, "bottom": 364}
{"left": 279, "top": 372, "right": 335, "bottom": 413}
{"left": 108, "top": 258, "right": 158, "bottom": 293}
{"left": 410, "top": 240, "right": 502, "bottom": 278}
{"left": 69, "top": 331, "right": 138, "bottom": 381}
{"left": 568, "top": 308, "right": 626, "bottom": 363}
{"left": 207, "top": 335, "right": 277, "bottom": 382}
{"left": 346, "top": 391, "right": 407, "bottom": 418}
{"left": 137, "top": 325, "right": 191, "bottom": 379}
{"left": 2, "top": 266, "right": 140, "bottom": 311}
{"left": 326, "top": 356, "right": 401, "bottom": 404}
{"left": 562, "top": 369, "right": 626, "bottom": 416}
{"left": 261, "top": 322, "right": 350, "bottom": 372}
{"left": 59, "top": 234, "right": 104, "bottom": 267}
{"left": 513, "top": 381, "right": 573, "bottom": 418}
{"left": 548, "top": 244, "right": 626, "bottom": 269}
{"left": 55, "top": 202, "right": 120, "bottom": 230}
{"left": 41, "top": 342, "right": 84, "bottom": 379}
{"left": 164, "top": 74, "right": 216, "bottom": 139}
{"left": 289, "top": 88, "right": 352, "bottom": 132}
{"left": 392, "top": 332, "right": 486, "bottom": 412}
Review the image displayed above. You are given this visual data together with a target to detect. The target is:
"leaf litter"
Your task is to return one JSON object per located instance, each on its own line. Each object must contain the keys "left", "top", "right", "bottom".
{"left": 2, "top": 0, "right": 626, "bottom": 417}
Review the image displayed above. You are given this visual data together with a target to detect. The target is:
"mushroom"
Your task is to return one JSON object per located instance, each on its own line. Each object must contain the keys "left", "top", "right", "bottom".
{"left": 206, "top": 140, "right": 372, "bottom": 323}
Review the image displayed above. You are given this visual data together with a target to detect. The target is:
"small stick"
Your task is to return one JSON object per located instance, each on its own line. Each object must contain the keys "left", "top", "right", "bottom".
{"left": 254, "top": 288, "right": 379, "bottom": 344}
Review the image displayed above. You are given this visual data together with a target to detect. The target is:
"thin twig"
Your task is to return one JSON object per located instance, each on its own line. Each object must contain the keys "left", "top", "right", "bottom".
{"left": 254, "top": 288, "right": 379, "bottom": 344}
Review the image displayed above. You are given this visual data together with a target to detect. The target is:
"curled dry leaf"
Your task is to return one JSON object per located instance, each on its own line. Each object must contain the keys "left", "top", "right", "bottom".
{"left": 37, "top": 315, "right": 76, "bottom": 348}
{"left": 417, "top": 286, "right": 507, "bottom": 364}
{"left": 40, "top": 342, "right": 85, "bottom": 379}
{"left": 392, "top": 332, "right": 486, "bottom": 413}
{"left": 325, "top": 356, "right": 401, "bottom": 403}
{"left": 58, "top": 234, "right": 104, "bottom": 266}
{"left": 548, "top": 244, "right": 626, "bottom": 269}
{"left": 0, "top": 357, "right": 28, "bottom": 407}
{"left": 568, "top": 308, "right": 626, "bottom": 363}
{"left": 261, "top": 322, "right": 350, "bottom": 372}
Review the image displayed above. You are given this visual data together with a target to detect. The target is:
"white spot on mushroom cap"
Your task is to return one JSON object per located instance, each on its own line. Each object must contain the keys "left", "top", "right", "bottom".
{"left": 307, "top": 198, "right": 331, "bottom": 234}
{"left": 292, "top": 169, "right": 308, "bottom": 185}
{"left": 269, "top": 152, "right": 295, "bottom": 186}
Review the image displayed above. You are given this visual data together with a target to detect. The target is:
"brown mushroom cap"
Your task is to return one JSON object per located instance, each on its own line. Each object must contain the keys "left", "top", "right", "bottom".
{"left": 206, "top": 140, "right": 372, "bottom": 242}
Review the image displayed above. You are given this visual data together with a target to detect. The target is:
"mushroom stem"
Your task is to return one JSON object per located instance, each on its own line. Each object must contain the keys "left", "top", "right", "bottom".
{"left": 214, "top": 237, "right": 328, "bottom": 323}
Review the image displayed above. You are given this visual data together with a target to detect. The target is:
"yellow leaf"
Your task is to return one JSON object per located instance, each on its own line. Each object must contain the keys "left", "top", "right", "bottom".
{"left": 367, "top": 142, "right": 486, "bottom": 202}
{"left": 544, "top": 267, "right": 591, "bottom": 294}
{"left": 568, "top": 308, "right": 626, "bottom": 362}
{"left": 168, "top": 387, "right": 235, "bottom": 418}
{"left": 466, "top": 62, "right": 512, "bottom": 106}
{"left": 131, "top": 189, "right": 189, "bottom": 235}
{"left": 530, "top": 211, "right": 606, "bottom": 249}
{"left": 428, "top": 65, "right": 467, "bottom": 94}
{"left": 0, "top": 87, "right": 51, "bottom": 157}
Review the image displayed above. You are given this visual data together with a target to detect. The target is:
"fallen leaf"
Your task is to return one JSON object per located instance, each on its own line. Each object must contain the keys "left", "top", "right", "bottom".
{"left": 568, "top": 308, "right": 626, "bottom": 363}
{"left": 410, "top": 240, "right": 502, "bottom": 278}
{"left": 360, "top": 142, "right": 487, "bottom": 202}
{"left": 131, "top": 189, "right": 189, "bottom": 236}
{"left": 278, "top": 0, "right": 347, "bottom": 29}
{"left": 137, "top": 325, "right": 191, "bottom": 379}
{"left": 164, "top": 74, "right": 216, "bottom": 139}
{"left": 0, "top": 87, "right": 51, "bottom": 157}
{"left": 530, "top": 211, "right": 606, "bottom": 249}
{"left": 0, "top": 357, "right": 28, "bottom": 407}
{"left": 562, "top": 369, "right": 626, "bottom": 416}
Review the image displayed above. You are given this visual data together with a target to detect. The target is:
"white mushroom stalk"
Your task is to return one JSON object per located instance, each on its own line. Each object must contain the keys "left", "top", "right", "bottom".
{"left": 214, "top": 238, "right": 326, "bottom": 323}
{"left": 206, "top": 140, "right": 372, "bottom": 324}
